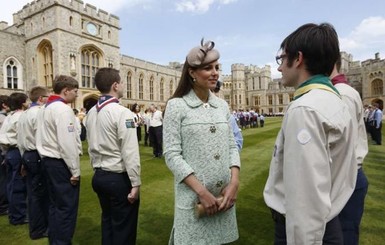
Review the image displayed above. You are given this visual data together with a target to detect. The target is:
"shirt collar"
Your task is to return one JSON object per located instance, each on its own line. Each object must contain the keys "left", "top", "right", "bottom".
{"left": 182, "top": 89, "right": 220, "bottom": 108}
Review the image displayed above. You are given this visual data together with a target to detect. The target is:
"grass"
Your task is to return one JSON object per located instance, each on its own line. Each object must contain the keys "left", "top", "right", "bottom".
{"left": 0, "top": 117, "right": 384, "bottom": 244}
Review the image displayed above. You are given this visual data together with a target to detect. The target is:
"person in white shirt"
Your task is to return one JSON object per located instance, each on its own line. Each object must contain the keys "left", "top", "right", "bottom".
{"left": 149, "top": 104, "right": 163, "bottom": 158}
{"left": 0, "top": 95, "right": 10, "bottom": 216}
{"left": 264, "top": 23, "right": 356, "bottom": 244}
{"left": 17, "top": 86, "right": 49, "bottom": 239}
{"left": 36, "top": 75, "right": 81, "bottom": 245}
{"left": 330, "top": 59, "right": 369, "bottom": 245}
{"left": 86, "top": 67, "right": 141, "bottom": 244}
{"left": 0, "top": 92, "right": 28, "bottom": 225}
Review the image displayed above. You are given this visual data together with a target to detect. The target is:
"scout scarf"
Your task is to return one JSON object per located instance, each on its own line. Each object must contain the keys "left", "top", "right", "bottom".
{"left": 96, "top": 95, "right": 119, "bottom": 112}
{"left": 293, "top": 74, "right": 341, "bottom": 100}
{"left": 331, "top": 74, "right": 348, "bottom": 85}
{"left": 45, "top": 95, "right": 66, "bottom": 107}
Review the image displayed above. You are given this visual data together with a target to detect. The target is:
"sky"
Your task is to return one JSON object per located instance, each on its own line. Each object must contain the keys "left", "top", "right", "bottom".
{"left": 2, "top": 0, "right": 385, "bottom": 78}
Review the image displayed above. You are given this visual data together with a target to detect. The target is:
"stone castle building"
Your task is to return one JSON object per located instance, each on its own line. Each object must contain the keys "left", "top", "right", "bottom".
{"left": 0, "top": 0, "right": 384, "bottom": 113}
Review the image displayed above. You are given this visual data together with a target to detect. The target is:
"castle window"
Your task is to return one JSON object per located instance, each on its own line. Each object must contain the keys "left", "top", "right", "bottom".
{"left": 160, "top": 78, "right": 164, "bottom": 101}
{"left": 81, "top": 47, "right": 101, "bottom": 88}
{"left": 38, "top": 40, "right": 53, "bottom": 87}
{"left": 268, "top": 95, "right": 273, "bottom": 105}
{"left": 169, "top": 80, "right": 174, "bottom": 97}
{"left": 4, "top": 58, "right": 23, "bottom": 89}
{"left": 238, "top": 94, "right": 242, "bottom": 104}
{"left": 254, "top": 96, "right": 260, "bottom": 106}
{"left": 289, "top": 93, "right": 294, "bottom": 101}
{"left": 69, "top": 16, "right": 73, "bottom": 26}
{"left": 108, "top": 31, "right": 111, "bottom": 39}
{"left": 149, "top": 76, "right": 154, "bottom": 101}
{"left": 127, "top": 71, "right": 132, "bottom": 99}
{"left": 138, "top": 74, "right": 144, "bottom": 100}
{"left": 372, "top": 79, "right": 383, "bottom": 95}
{"left": 278, "top": 94, "right": 283, "bottom": 104}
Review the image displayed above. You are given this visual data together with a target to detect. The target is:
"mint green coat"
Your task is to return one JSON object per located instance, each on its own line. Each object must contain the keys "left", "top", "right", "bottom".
{"left": 163, "top": 90, "right": 240, "bottom": 245}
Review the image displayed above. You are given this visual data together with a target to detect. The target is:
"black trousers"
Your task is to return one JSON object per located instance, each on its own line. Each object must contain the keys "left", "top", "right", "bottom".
{"left": 0, "top": 153, "right": 8, "bottom": 214}
{"left": 339, "top": 168, "right": 368, "bottom": 245}
{"left": 149, "top": 125, "right": 163, "bottom": 157}
{"left": 5, "top": 148, "right": 27, "bottom": 224}
{"left": 23, "top": 150, "right": 49, "bottom": 239}
{"left": 144, "top": 125, "right": 150, "bottom": 145}
{"left": 136, "top": 126, "right": 142, "bottom": 142}
{"left": 373, "top": 123, "right": 382, "bottom": 145}
{"left": 271, "top": 209, "right": 343, "bottom": 244}
{"left": 92, "top": 169, "right": 140, "bottom": 245}
{"left": 43, "top": 157, "right": 80, "bottom": 245}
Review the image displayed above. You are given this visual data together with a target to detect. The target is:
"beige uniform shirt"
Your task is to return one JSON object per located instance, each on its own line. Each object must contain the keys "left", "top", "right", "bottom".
{"left": 85, "top": 101, "right": 141, "bottom": 187}
{"left": 335, "top": 83, "right": 368, "bottom": 167}
{"left": 149, "top": 110, "right": 162, "bottom": 127}
{"left": 0, "top": 110, "right": 23, "bottom": 149}
{"left": 36, "top": 100, "right": 81, "bottom": 177}
{"left": 17, "top": 105, "right": 41, "bottom": 155}
{"left": 264, "top": 89, "right": 356, "bottom": 245}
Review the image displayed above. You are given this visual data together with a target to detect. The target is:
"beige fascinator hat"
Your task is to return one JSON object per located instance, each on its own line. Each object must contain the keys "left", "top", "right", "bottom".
{"left": 186, "top": 38, "right": 220, "bottom": 67}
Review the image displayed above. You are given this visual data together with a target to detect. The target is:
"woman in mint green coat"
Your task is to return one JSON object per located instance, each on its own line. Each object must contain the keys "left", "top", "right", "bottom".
{"left": 163, "top": 39, "right": 241, "bottom": 245}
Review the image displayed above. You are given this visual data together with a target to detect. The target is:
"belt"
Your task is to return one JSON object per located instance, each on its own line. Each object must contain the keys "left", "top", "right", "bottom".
{"left": 271, "top": 209, "right": 286, "bottom": 224}
{"left": 94, "top": 168, "right": 127, "bottom": 175}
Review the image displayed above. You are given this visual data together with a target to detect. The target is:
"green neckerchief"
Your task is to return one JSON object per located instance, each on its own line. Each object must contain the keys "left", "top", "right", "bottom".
{"left": 293, "top": 74, "right": 341, "bottom": 100}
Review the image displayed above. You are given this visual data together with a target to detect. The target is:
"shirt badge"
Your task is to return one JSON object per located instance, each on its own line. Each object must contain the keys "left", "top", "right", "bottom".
{"left": 297, "top": 129, "right": 311, "bottom": 145}
{"left": 67, "top": 123, "right": 75, "bottom": 132}
{"left": 125, "top": 119, "right": 135, "bottom": 128}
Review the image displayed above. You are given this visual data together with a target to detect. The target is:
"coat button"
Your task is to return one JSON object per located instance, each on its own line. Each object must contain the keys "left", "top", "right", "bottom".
{"left": 216, "top": 180, "right": 223, "bottom": 188}
{"left": 214, "top": 153, "right": 220, "bottom": 160}
{"left": 210, "top": 125, "right": 216, "bottom": 133}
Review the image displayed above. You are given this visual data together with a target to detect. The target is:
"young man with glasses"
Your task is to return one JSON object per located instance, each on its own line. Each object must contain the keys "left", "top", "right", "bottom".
{"left": 264, "top": 23, "right": 356, "bottom": 244}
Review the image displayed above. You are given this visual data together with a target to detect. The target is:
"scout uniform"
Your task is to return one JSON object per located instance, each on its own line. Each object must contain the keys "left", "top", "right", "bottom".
{"left": 86, "top": 95, "right": 141, "bottom": 245}
{"left": 17, "top": 103, "right": 49, "bottom": 239}
{"left": 36, "top": 95, "right": 81, "bottom": 245}
{"left": 332, "top": 74, "right": 369, "bottom": 245}
{"left": 0, "top": 110, "right": 27, "bottom": 225}
{"left": 264, "top": 75, "right": 357, "bottom": 245}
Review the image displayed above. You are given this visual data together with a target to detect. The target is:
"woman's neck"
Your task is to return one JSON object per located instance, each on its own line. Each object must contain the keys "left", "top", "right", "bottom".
{"left": 193, "top": 87, "right": 209, "bottom": 103}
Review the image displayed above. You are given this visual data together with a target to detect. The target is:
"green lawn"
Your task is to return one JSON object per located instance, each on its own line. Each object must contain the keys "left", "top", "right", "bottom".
{"left": 0, "top": 117, "right": 384, "bottom": 244}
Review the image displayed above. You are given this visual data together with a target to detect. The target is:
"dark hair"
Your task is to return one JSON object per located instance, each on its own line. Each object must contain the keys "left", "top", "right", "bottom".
{"left": 73, "top": 108, "right": 79, "bottom": 115}
{"left": 94, "top": 67, "right": 121, "bottom": 94}
{"left": 280, "top": 23, "right": 340, "bottom": 76}
{"left": 29, "top": 86, "right": 48, "bottom": 102}
{"left": 8, "top": 92, "right": 28, "bottom": 111}
{"left": 335, "top": 54, "right": 342, "bottom": 73}
{"left": 170, "top": 62, "right": 196, "bottom": 99}
{"left": 53, "top": 75, "right": 79, "bottom": 94}
{"left": 0, "top": 95, "right": 9, "bottom": 109}
{"left": 131, "top": 103, "right": 140, "bottom": 113}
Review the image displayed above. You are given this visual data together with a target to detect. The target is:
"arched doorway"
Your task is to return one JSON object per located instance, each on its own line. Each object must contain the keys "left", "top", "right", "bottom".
{"left": 84, "top": 96, "right": 98, "bottom": 112}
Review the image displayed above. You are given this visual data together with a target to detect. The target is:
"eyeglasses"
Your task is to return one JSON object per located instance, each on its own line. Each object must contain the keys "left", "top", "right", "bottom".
{"left": 275, "top": 54, "right": 287, "bottom": 65}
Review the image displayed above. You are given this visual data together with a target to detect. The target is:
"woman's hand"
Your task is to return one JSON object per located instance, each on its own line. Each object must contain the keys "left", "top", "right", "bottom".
{"left": 197, "top": 189, "right": 221, "bottom": 216}
{"left": 219, "top": 166, "right": 240, "bottom": 212}
{"left": 218, "top": 181, "right": 238, "bottom": 212}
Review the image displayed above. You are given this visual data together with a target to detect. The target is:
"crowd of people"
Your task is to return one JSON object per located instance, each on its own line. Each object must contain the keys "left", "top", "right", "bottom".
{"left": 0, "top": 21, "right": 383, "bottom": 245}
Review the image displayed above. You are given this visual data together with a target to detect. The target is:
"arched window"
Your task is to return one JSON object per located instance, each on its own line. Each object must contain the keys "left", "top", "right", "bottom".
{"left": 138, "top": 74, "right": 144, "bottom": 100}
{"left": 149, "top": 76, "right": 154, "bottom": 101}
{"left": 268, "top": 95, "right": 273, "bottom": 105}
{"left": 127, "top": 71, "right": 132, "bottom": 99}
{"left": 3, "top": 58, "right": 23, "bottom": 89}
{"left": 160, "top": 78, "right": 164, "bottom": 101}
{"left": 238, "top": 94, "right": 242, "bottom": 104}
{"left": 81, "top": 46, "right": 102, "bottom": 88}
{"left": 169, "top": 80, "right": 174, "bottom": 97}
{"left": 372, "top": 79, "right": 383, "bottom": 95}
{"left": 38, "top": 40, "right": 53, "bottom": 87}
{"left": 278, "top": 94, "right": 283, "bottom": 104}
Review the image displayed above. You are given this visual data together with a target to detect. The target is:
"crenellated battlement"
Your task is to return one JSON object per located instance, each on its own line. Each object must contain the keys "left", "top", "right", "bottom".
{"left": 12, "top": 0, "right": 119, "bottom": 27}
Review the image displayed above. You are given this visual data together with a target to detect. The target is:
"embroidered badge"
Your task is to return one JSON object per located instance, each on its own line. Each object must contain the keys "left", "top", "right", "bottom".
{"left": 125, "top": 119, "right": 135, "bottom": 128}
{"left": 67, "top": 123, "right": 75, "bottom": 132}
{"left": 297, "top": 129, "right": 311, "bottom": 145}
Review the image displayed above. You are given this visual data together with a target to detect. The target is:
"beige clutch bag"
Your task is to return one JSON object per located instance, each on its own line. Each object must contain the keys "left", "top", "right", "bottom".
{"left": 195, "top": 196, "right": 224, "bottom": 218}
